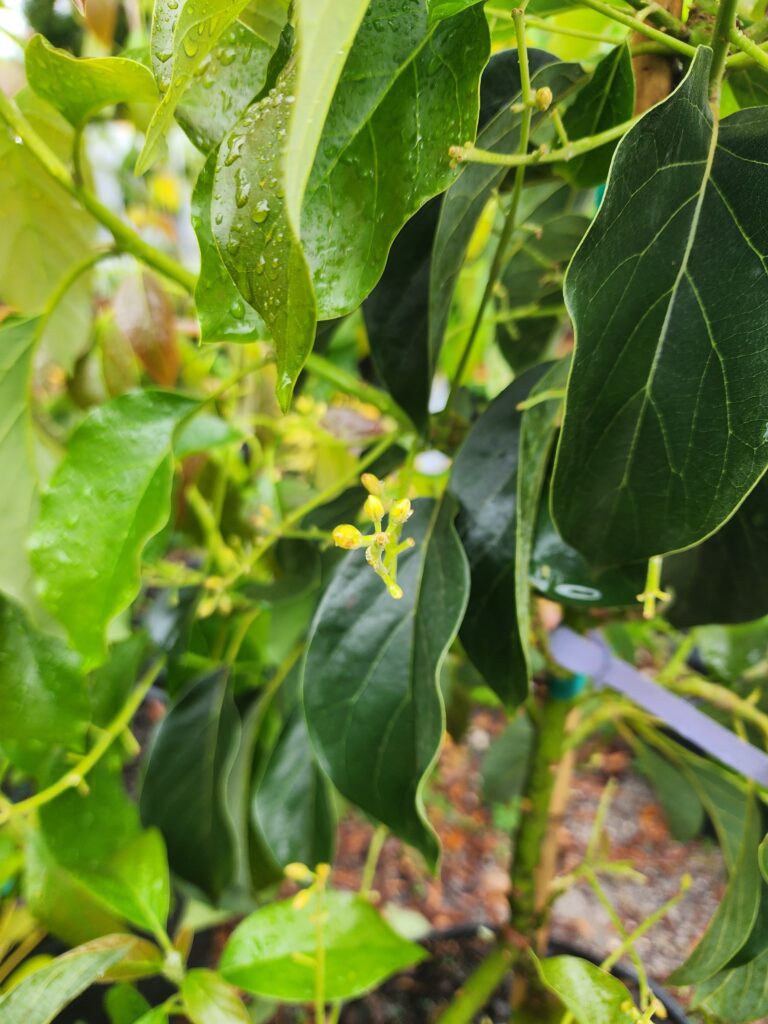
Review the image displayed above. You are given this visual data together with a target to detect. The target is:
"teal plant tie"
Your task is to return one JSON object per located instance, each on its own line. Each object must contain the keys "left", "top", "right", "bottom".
{"left": 549, "top": 673, "right": 588, "bottom": 700}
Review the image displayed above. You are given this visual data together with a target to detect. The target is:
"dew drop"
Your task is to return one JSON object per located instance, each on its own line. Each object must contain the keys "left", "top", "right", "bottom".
{"left": 251, "top": 198, "right": 270, "bottom": 223}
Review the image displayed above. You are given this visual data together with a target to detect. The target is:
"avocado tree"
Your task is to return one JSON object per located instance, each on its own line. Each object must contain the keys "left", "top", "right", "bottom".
{"left": 1, "top": 0, "right": 768, "bottom": 1021}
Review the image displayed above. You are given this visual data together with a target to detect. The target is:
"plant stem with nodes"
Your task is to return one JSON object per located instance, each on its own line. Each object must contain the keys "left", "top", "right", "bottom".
{"left": 576, "top": 0, "right": 696, "bottom": 56}
{"left": 710, "top": 0, "right": 742, "bottom": 94}
{"left": 728, "top": 25, "right": 768, "bottom": 72}
{"left": 451, "top": 117, "right": 637, "bottom": 168}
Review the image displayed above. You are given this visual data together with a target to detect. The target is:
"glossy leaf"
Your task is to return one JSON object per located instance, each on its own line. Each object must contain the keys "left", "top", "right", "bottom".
{"left": 213, "top": 65, "right": 317, "bottom": 410}
{"left": 182, "top": 969, "right": 251, "bottom": 1024}
{"left": 537, "top": 956, "right": 635, "bottom": 1024}
{"left": 138, "top": 0, "right": 256, "bottom": 174}
{"left": 284, "top": 0, "right": 372, "bottom": 230}
{"left": 552, "top": 49, "right": 768, "bottom": 566}
{"left": 301, "top": 0, "right": 489, "bottom": 317}
{"left": 191, "top": 152, "right": 265, "bottom": 343}
{"left": 0, "top": 595, "right": 88, "bottom": 746}
{"left": 25, "top": 35, "right": 158, "bottom": 129}
{"left": 220, "top": 891, "right": 426, "bottom": 1001}
{"left": 140, "top": 669, "right": 241, "bottom": 900}
{"left": 303, "top": 498, "right": 469, "bottom": 866}
{"left": 558, "top": 43, "right": 634, "bottom": 187}
{"left": 251, "top": 707, "right": 335, "bottom": 870}
{"left": 729, "top": 65, "right": 768, "bottom": 110}
{"left": 695, "top": 945, "right": 768, "bottom": 1024}
{"left": 449, "top": 365, "right": 549, "bottom": 706}
{"left": 662, "top": 474, "right": 768, "bottom": 627}
{"left": 0, "top": 318, "right": 40, "bottom": 608}
{"left": 0, "top": 937, "right": 132, "bottom": 1024}
{"left": 694, "top": 617, "right": 768, "bottom": 685}
{"left": 0, "top": 90, "right": 94, "bottom": 369}
{"left": 430, "top": 54, "right": 582, "bottom": 361}
{"left": 670, "top": 792, "right": 762, "bottom": 984}
{"left": 29, "top": 391, "right": 195, "bottom": 666}
{"left": 104, "top": 983, "right": 152, "bottom": 1024}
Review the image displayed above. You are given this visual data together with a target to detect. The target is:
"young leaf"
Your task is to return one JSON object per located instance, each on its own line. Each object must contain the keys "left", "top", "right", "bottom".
{"left": 0, "top": 936, "right": 132, "bottom": 1024}
{"left": 429, "top": 54, "right": 583, "bottom": 362}
{"left": 670, "top": 792, "right": 763, "bottom": 984}
{"left": 0, "top": 595, "right": 88, "bottom": 747}
{"left": 29, "top": 391, "right": 196, "bottom": 666}
{"left": 191, "top": 151, "right": 266, "bottom": 343}
{"left": 662, "top": 474, "right": 768, "bottom": 627}
{"left": 558, "top": 43, "right": 634, "bottom": 187}
{"left": 113, "top": 273, "right": 180, "bottom": 387}
{"left": 182, "top": 969, "right": 250, "bottom": 1024}
{"left": 140, "top": 669, "right": 241, "bottom": 901}
{"left": 536, "top": 956, "right": 636, "bottom": 1024}
{"left": 25, "top": 35, "right": 158, "bottom": 129}
{"left": 220, "top": 891, "right": 427, "bottom": 1001}
{"left": 138, "top": 0, "right": 259, "bottom": 173}
{"left": 0, "top": 318, "right": 40, "bottom": 609}
{"left": 212, "top": 65, "right": 317, "bottom": 410}
{"left": 302, "top": 498, "right": 469, "bottom": 867}
{"left": 105, "top": 982, "right": 152, "bottom": 1024}
{"left": 552, "top": 48, "right": 768, "bottom": 566}
{"left": 449, "top": 364, "right": 551, "bottom": 706}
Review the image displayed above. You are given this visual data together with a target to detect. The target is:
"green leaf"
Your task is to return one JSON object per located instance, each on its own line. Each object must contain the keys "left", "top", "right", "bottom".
{"left": 0, "top": 595, "right": 88, "bottom": 747}
{"left": 0, "top": 936, "right": 132, "bottom": 1024}
{"left": 728, "top": 65, "right": 768, "bottom": 110}
{"left": 284, "top": 0, "right": 372, "bottom": 231}
{"left": 760, "top": 835, "right": 768, "bottom": 887}
{"left": 662, "top": 474, "right": 768, "bottom": 627}
{"left": 536, "top": 956, "right": 635, "bottom": 1024}
{"left": 670, "top": 791, "right": 763, "bottom": 984}
{"left": 191, "top": 152, "right": 265, "bottom": 343}
{"left": 430, "top": 54, "right": 583, "bottom": 361}
{"left": 182, "top": 969, "right": 250, "bottom": 1024}
{"left": 25, "top": 35, "right": 158, "bottom": 129}
{"left": 0, "top": 318, "right": 39, "bottom": 608}
{"left": 140, "top": 669, "right": 241, "bottom": 900}
{"left": 695, "top": 945, "right": 768, "bottom": 1024}
{"left": 175, "top": 21, "right": 276, "bottom": 153}
{"left": 78, "top": 830, "right": 171, "bottom": 938}
{"left": 174, "top": 413, "right": 245, "bottom": 459}
{"left": 220, "top": 890, "right": 427, "bottom": 1001}
{"left": 552, "top": 48, "right": 768, "bottom": 566}
{"left": 29, "top": 391, "right": 196, "bottom": 666}
{"left": 693, "top": 617, "right": 768, "bottom": 684}
{"left": 302, "top": 498, "right": 469, "bottom": 866}
{"left": 138, "top": 0, "right": 257, "bottom": 174}
{"left": 238, "top": 1, "right": 290, "bottom": 48}
{"left": 482, "top": 713, "right": 533, "bottom": 805}
{"left": 558, "top": 43, "right": 634, "bottom": 187}
{"left": 301, "top": 0, "right": 489, "bottom": 318}
{"left": 683, "top": 754, "right": 750, "bottom": 871}
{"left": 0, "top": 91, "right": 94, "bottom": 370}
{"left": 105, "top": 983, "right": 152, "bottom": 1024}
{"left": 634, "top": 743, "right": 705, "bottom": 843}
{"left": 212, "top": 65, "right": 317, "bottom": 410}
{"left": 449, "top": 364, "right": 551, "bottom": 706}
{"left": 251, "top": 706, "right": 335, "bottom": 870}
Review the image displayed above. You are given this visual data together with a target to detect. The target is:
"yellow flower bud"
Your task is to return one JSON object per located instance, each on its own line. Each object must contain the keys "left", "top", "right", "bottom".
{"left": 284, "top": 862, "right": 315, "bottom": 883}
{"left": 364, "top": 494, "right": 385, "bottom": 523}
{"left": 388, "top": 582, "right": 404, "bottom": 600}
{"left": 535, "top": 86, "right": 553, "bottom": 111}
{"left": 332, "top": 524, "right": 364, "bottom": 550}
{"left": 361, "top": 473, "right": 382, "bottom": 495}
{"left": 389, "top": 498, "right": 412, "bottom": 525}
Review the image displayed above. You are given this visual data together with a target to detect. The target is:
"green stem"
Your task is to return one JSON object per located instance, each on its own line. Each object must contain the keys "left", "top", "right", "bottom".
{"left": 577, "top": 0, "right": 696, "bottom": 56}
{"left": 455, "top": 117, "right": 637, "bottom": 168}
{"left": 38, "top": 247, "right": 117, "bottom": 333}
{"left": 359, "top": 825, "right": 388, "bottom": 898}
{"left": 435, "top": 946, "right": 516, "bottom": 1024}
{"left": 304, "top": 353, "right": 414, "bottom": 430}
{"left": 726, "top": 37, "right": 768, "bottom": 66}
{"left": 710, "top": 0, "right": 742, "bottom": 94}
{"left": 728, "top": 25, "right": 768, "bottom": 72}
{"left": 0, "top": 659, "right": 164, "bottom": 824}
{"left": 446, "top": 6, "right": 533, "bottom": 409}
{"left": 0, "top": 89, "right": 196, "bottom": 293}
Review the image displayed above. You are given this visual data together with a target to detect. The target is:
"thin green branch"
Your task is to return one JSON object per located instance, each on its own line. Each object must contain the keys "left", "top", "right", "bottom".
{"left": 359, "top": 825, "right": 388, "bottom": 898}
{"left": 453, "top": 117, "right": 637, "bottom": 169}
{"left": 0, "top": 89, "right": 196, "bottom": 293}
{"left": 576, "top": 0, "right": 696, "bottom": 56}
{"left": 0, "top": 659, "right": 164, "bottom": 824}
{"left": 435, "top": 945, "right": 516, "bottom": 1024}
{"left": 728, "top": 25, "right": 768, "bottom": 72}
{"left": 710, "top": 0, "right": 742, "bottom": 95}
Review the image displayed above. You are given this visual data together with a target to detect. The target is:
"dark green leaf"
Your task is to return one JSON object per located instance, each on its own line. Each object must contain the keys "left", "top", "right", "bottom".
{"left": 25, "top": 35, "right": 157, "bottom": 128}
{"left": 693, "top": 617, "right": 768, "bottom": 684}
{"left": 0, "top": 595, "right": 88, "bottom": 747}
{"left": 552, "top": 49, "right": 768, "bottom": 566}
{"left": 0, "top": 937, "right": 132, "bottom": 1024}
{"left": 662, "top": 474, "right": 768, "bottom": 626}
{"left": 429, "top": 54, "right": 583, "bottom": 360}
{"left": 634, "top": 742, "right": 705, "bottom": 843}
{"left": 0, "top": 318, "right": 39, "bottom": 608}
{"left": 558, "top": 44, "right": 634, "bottom": 187}
{"left": 449, "top": 364, "right": 550, "bottom": 706}
{"left": 140, "top": 669, "right": 241, "bottom": 900}
{"left": 252, "top": 707, "right": 335, "bottom": 871}
{"left": 191, "top": 152, "right": 265, "bottom": 344}
{"left": 728, "top": 65, "right": 768, "bottom": 110}
{"left": 683, "top": 754, "right": 750, "bottom": 871}
{"left": 182, "top": 968, "right": 250, "bottom": 1024}
{"left": 303, "top": 498, "right": 468, "bottom": 866}
{"left": 537, "top": 955, "right": 635, "bottom": 1024}
{"left": 670, "top": 791, "right": 762, "bottom": 984}
{"left": 213, "top": 65, "right": 317, "bottom": 411}
{"left": 29, "top": 391, "right": 196, "bottom": 667}
{"left": 695, "top": 945, "right": 768, "bottom": 1023}
{"left": 220, "top": 891, "right": 427, "bottom": 1001}
{"left": 89, "top": 634, "right": 146, "bottom": 727}
{"left": 482, "top": 713, "right": 533, "bottom": 804}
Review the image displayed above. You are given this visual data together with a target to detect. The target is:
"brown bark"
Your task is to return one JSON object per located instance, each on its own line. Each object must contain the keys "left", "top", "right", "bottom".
{"left": 632, "top": 0, "right": 685, "bottom": 113}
